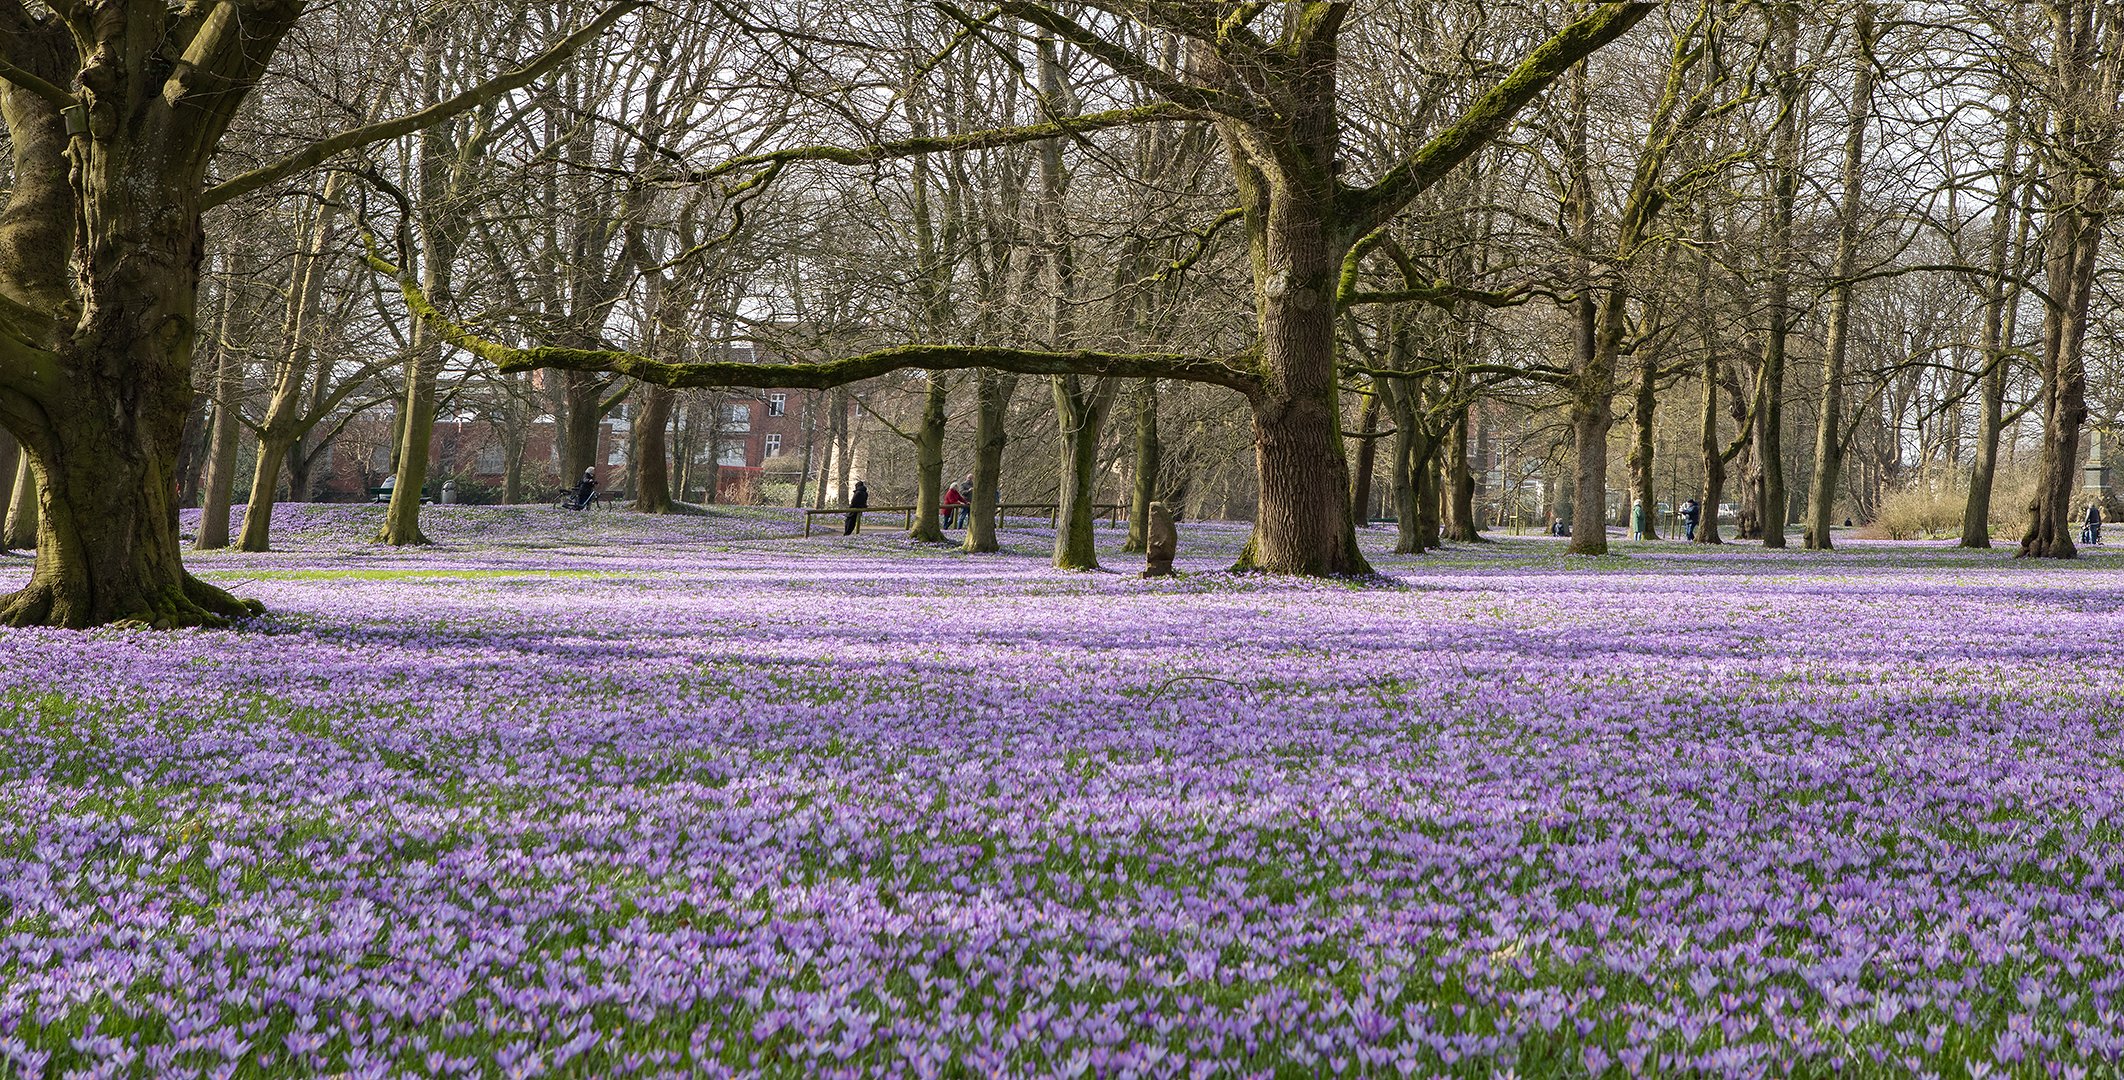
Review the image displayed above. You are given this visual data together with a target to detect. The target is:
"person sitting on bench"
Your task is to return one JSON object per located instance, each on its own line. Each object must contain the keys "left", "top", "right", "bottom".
{"left": 564, "top": 468, "right": 597, "bottom": 511}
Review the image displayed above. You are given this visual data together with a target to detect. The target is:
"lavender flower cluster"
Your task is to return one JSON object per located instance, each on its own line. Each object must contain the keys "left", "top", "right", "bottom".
{"left": 0, "top": 505, "right": 2119, "bottom": 1078}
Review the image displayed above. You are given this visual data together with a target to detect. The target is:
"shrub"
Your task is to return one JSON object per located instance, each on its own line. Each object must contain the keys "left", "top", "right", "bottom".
{"left": 1865, "top": 461, "right": 2041, "bottom": 541}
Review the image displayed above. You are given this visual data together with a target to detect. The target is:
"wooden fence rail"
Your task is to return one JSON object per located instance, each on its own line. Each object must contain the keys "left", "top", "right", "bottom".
{"left": 802, "top": 502, "right": 1127, "bottom": 536}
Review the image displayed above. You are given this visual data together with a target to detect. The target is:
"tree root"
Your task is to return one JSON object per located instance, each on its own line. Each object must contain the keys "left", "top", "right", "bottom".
{"left": 0, "top": 571, "right": 263, "bottom": 630}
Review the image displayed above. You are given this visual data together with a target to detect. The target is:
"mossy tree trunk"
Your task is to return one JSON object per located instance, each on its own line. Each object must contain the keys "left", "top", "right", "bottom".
{"left": 5, "top": 456, "right": 37, "bottom": 551}
{"left": 1052, "top": 375, "right": 1117, "bottom": 570}
{"left": 1348, "top": 391, "right": 1382, "bottom": 533}
{"left": 195, "top": 343, "right": 248, "bottom": 551}
{"left": 2020, "top": 0, "right": 2117, "bottom": 559}
{"left": 1753, "top": 6, "right": 1801, "bottom": 550}
{"left": 1444, "top": 407, "right": 1484, "bottom": 543}
{"left": 965, "top": 370, "right": 1017, "bottom": 554}
{"left": 632, "top": 383, "right": 674, "bottom": 513}
{"left": 908, "top": 376, "right": 949, "bottom": 542}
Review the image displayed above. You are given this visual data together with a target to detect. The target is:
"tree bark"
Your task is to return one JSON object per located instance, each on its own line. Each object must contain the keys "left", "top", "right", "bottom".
{"left": 1697, "top": 345, "right": 1727, "bottom": 545}
{"left": 965, "top": 370, "right": 1017, "bottom": 554}
{"left": 194, "top": 344, "right": 248, "bottom": 550}
{"left": 2020, "top": 1, "right": 2117, "bottom": 559}
{"left": 378, "top": 329, "right": 441, "bottom": 546}
{"left": 557, "top": 372, "right": 605, "bottom": 484}
{"left": 4, "top": 456, "right": 36, "bottom": 551}
{"left": 1349, "top": 390, "right": 1382, "bottom": 533}
{"left": 1444, "top": 407, "right": 1483, "bottom": 542}
{"left": 1962, "top": 92, "right": 2028, "bottom": 547}
{"left": 905, "top": 376, "right": 950, "bottom": 541}
{"left": 1754, "top": 5, "right": 1801, "bottom": 549}
{"left": 816, "top": 389, "right": 845, "bottom": 508}
{"left": 1123, "top": 378, "right": 1160, "bottom": 553}
{"left": 1803, "top": 4, "right": 1876, "bottom": 550}
{"left": 1628, "top": 355, "right": 1660, "bottom": 542}
{"left": 632, "top": 383, "right": 674, "bottom": 513}
{"left": 1052, "top": 375, "right": 1116, "bottom": 569}
{"left": 0, "top": 443, "right": 21, "bottom": 550}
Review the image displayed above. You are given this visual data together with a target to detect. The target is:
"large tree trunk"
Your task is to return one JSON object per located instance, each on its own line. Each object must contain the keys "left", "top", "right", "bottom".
{"left": 1382, "top": 380, "right": 1436, "bottom": 555}
{"left": 4, "top": 456, "right": 36, "bottom": 550}
{"left": 8, "top": 395, "right": 251, "bottom": 627}
{"left": 2020, "top": 2, "right": 2116, "bottom": 559}
{"left": 1123, "top": 378, "right": 1160, "bottom": 553}
{"left": 558, "top": 371, "right": 604, "bottom": 484}
{"left": 1963, "top": 95, "right": 2028, "bottom": 547}
{"left": 1755, "top": 5, "right": 1800, "bottom": 550}
{"left": 194, "top": 344, "right": 248, "bottom": 550}
{"left": 1416, "top": 441, "right": 1443, "bottom": 549}
{"left": 1231, "top": 186, "right": 1368, "bottom": 575}
{"left": 1444, "top": 407, "right": 1483, "bottom": 542}
{"left": 965, "top": 370, "right": 1017, "bottom": 554}
{"left": 1697, "top": 351, "right": 1727, "bottom": 546}
{"left": 908, "top": 376, "right": 948, "bottom": 542}
{"left": 1628, "top": 356, "right": 1660, "bottom": 542}
{"left": 235, "top": 430, "right": 297, "bottom": 552}
{"left": 1349, "top": 390, "right": 1382, "bottom": 534}
{"left": 1569, "top": 397, "right": 1613, "bottom": 556}
{"left": 378, "top": 332, "right": 441, "bottom": 546}
{"left": 817, "top": 388, "right": 848, "bottom": 508}
{"left": 1803, "top": 4, "right": 1876, "bottom": 550}
{"left": 235, "top": 178, "right": 347, "bottom": 551}
{"left": 1052, "top": 376, "right": 1115, "bottom": 570}
{"left": 0, "top": 432, "right": 17, "bottom": 549}
{"left": 4, "top": 266, "right": 255, "bottom": 626}
{"left": 632, "top": 383, "right": 674, "bottom": 513}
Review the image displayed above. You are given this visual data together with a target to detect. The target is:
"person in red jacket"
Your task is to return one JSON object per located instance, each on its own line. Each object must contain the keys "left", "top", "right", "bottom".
{"left": 941, "top": 482, "right": 967, "bottom": 530}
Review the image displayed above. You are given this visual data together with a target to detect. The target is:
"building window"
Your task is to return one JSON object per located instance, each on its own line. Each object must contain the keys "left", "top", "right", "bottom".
{"left": 767, "top": 393, "right": 786, "bottom": 417}
{"left": 717, "top": 440, "right": 748, "bottom": 467}
{"left": 764, "top": 433, "right": 782, "bottom": 457}
{"left": 719, "top": 403, "right": 751, "bottom": 432}
{"left": 476, "top": 446, "right": 504, "bottom": 473}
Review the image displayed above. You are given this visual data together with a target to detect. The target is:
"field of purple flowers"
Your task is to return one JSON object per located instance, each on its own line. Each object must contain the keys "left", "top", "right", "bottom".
{"left": 2, "top": 504, "right": 2122, "bottom": 1078}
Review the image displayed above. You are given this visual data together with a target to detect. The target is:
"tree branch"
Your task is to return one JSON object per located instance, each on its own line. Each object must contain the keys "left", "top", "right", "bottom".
{"left": 691, "top": 102, "right": 1196, "bottom": 181}
{"left": 366, "top": 246, "right": 1263, "bottom": 395}
{"left": 0, "top": 54, "right": 74, "bottom": 110}
{"left": 1342, "top": 3, "right": 1652, "bottom": 234}
{"left": 201, "top": 1, "right": 647, "bottom": 210}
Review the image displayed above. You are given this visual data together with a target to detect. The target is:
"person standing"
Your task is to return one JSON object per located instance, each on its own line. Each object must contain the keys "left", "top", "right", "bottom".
{"left": 844, "top": 481, "right": 869, "bottom": 536}
{"left": 1680, "top": 499, "right": 1701, "bottom": 542}
{"left": 2086, "top": 502, "right": 2102, "bottom": 546}
{"left": 941, "top": 480, "right": 966, "bottom": 530}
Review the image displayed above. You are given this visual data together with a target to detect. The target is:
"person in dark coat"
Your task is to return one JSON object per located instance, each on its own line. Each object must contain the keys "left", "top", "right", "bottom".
{"left": 1680, "top": 499, "right": 1701, "bottom": 542}
{"left": 2086, "top": 502, "right": 2102, "bottom": 546}
{"left": 565, "top": 467, "right": 596, "bottom": 510}
{"left": 844, "top": 481, "right": 869, "bottom": 536}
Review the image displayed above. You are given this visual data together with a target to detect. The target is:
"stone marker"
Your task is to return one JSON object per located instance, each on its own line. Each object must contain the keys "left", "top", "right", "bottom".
{"left": 1144, "top": 501, "right": 1177, "bottom": 577}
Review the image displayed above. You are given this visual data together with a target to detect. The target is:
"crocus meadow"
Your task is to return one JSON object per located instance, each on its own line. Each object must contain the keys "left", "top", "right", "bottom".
{"left": 0, "top": 504, "right": 2120, "bottom": 1078}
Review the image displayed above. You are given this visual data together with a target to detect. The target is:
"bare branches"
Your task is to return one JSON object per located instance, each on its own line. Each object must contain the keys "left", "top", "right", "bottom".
{"left": 202, "top": 1, "right": 649, "bottom": 210}
{"left": 1342, "top": 3, "right": 1653, "bottom": 235}
{"left": 365, "top": 245, "right": 1264, "bottom": 396}
{"left": 690, "top": 101, "right": 1197, "bottom": 182}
